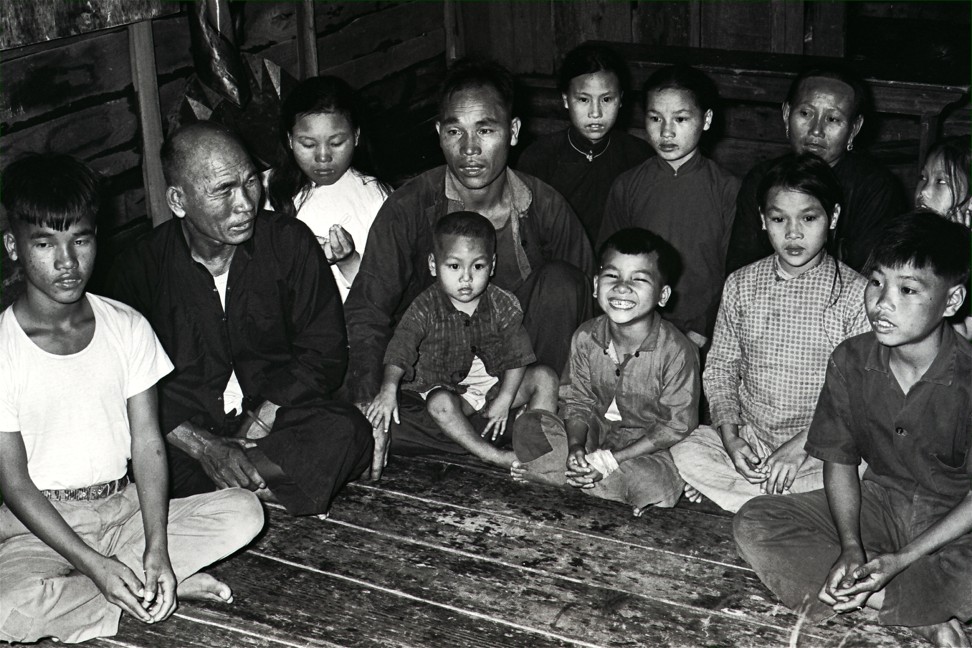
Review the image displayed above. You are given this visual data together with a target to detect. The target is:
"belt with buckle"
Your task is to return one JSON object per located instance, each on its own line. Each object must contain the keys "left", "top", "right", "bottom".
{"left": 41, "top": 475, "right": 131, "bottom": 502}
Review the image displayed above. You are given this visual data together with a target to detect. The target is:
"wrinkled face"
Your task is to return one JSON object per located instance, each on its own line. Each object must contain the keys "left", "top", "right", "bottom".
{"left": 429, "top": 234, "right": 495, "bottom": 312}
{"left": 436, "top": 86, "right": 520, "bottom": 193}
{"left": 645, "top": 88, "right": 712, "bottom": 171}
{"left": 289, "top": 111, "right": 359, "bottom": 187}
{"left": 865, "top": 262, "right": 964, "bottom": 349}
{"left": 562, "top": 71, "right": 622, "bottom": 144}
{"left": 168, "top": 138, "right": 261, "bottom": 247}
{"left": 594, "top": 249, "right": 671, "bottom": 327}
{"left": 760, "top": 188, "right": 838, "bottom": 277}
{"left": 783, "top": 77, "right": 863, "bottom": 166}
{"left": 914, "top": 153, "right": 960, "bottom": 217}
{"left": 3, "top": 214, "right": 96, "bottom": 308}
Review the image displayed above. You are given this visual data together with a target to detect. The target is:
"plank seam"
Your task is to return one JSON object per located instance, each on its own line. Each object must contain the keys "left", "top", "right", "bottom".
{"left": 346, "top": 482, "right": 753, "bottom": 573}
{"left": 171, "top": 611, "right": 341, "bottom": 648}
{"left": 248, "top": 550, "right": 609, "bottom": 648}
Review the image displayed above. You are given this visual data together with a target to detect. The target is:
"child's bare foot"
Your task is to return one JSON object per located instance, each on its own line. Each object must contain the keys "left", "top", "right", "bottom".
{"left": 683, "top": 483, "right": 703, "bottom": 504}
{"left": 487, "top": 448, "right": 517, "bottom": 469}
{"left": 911, "top": 619, "right": 970, "bottom": 647}
{"left": 177, "top": 573, "right": 234, "bottom": 604}
{"left": 632, "top": 505, "right": 647, "bottom": 517}
{"left": 510, "top": 459, "right": 529, "bottom": 483}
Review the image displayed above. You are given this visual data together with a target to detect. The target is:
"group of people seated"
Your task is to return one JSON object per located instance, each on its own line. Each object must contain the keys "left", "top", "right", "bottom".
{"left": 0, "top": 43, "right": 969, "bottom": 646}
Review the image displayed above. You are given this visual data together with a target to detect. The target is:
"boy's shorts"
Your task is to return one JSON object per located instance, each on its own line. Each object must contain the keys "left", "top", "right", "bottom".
{"left": 418, "top": 355, "right": 498, "bottom": 412}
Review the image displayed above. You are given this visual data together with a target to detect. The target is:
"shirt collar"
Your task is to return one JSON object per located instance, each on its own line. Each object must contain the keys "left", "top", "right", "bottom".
{"left": 773, "top": 252, "right": 831, "bottom": 282}
{"left": 591, "top": 311, "right": 662, "bottom": 354}
{"left": 566, "top": 126, "right": 611, "bottom": 159}
{"left": 864, "top": 324, "right": 960, "bottom": 387}
{"left": 444, "top": 167, "right": 533, "bottom": 216}
{"left": 651, "top": 149, "right": 704, "bottom": 177}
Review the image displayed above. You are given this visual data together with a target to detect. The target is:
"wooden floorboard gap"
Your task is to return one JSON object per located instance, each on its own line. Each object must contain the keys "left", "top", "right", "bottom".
{"left": 346, "top": 481, "right": 753, "bottom": 573}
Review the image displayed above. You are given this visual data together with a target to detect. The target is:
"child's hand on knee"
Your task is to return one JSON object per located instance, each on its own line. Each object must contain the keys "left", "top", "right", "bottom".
{"left": 565, "top": 446, "right": 601, "bottom": 488}
{"left": 365, "top": 388, "right": 399, "bottom": 434}
{"left": 482, "top": 396, "right": 513, "bottom": 441}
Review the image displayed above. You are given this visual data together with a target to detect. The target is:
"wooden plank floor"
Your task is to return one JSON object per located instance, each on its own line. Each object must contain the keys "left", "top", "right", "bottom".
{"left": 35, "top": 454, "right": 947, "bottom": 647}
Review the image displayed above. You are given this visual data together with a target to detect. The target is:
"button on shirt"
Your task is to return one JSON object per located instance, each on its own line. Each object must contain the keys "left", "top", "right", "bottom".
{"left": 806, "top": 327, "right": 972, "bottom": 512}
{"left": 560, "top": 313, "right": 700, "bottom": 451}
{"left": 383, "top": 283, "right": 536, "bottom": 395}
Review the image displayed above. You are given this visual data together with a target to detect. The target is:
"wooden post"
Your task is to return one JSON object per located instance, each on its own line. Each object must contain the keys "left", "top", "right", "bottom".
{"left": 443, "top": 0, "right": 463, "bottom": 63}
{"left": 687, "top": 0, "right": 701, "bottom": 47}
{"left": 296, "top": 1, "right": 318, "bottom": 79}
{"left": 128, "top": 20, "right": 169, "bottom": 226}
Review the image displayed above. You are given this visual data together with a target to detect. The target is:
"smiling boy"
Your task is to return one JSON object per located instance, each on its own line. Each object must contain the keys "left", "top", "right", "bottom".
{"left": 734, "top": 213, "right": 972, "bottom": 647}
{"left": 515, "top": 228, "right": 700, "bottom": 516}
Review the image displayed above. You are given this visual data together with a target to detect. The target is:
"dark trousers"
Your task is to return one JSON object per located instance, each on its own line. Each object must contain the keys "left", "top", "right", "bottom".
{"left": 733, "top": 482, "right": 972, "bottom": 627}
{"left": 169, "top": 401, "right": 373, "bottom": 516}
{"left": 389, "top": 261, "right": 592, "bottom": 456}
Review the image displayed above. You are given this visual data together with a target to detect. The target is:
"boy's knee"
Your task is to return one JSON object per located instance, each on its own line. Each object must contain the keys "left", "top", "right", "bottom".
{"left": 425, "top": 389, "right": 460, "bottom": 419}
{"left": 216, "top": 488, "right": 265, "bottom": 545}
{"left": 532, "top": 364, "right": 560, "bottom": 389}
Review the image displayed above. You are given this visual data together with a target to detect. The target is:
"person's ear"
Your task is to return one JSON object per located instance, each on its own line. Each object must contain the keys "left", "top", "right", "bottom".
{"left": 428, "top": 253, "right": 437, "bottom": 277}
{"left": 286, "top": 133, "right": 294, "bottom": 150}
{"left": 830, "top": 204, "right": 841, "bottom": 230}
{"left": 435, "top": 121, "right": 442, "bottom": 137}
{"left": 702, "top": 109, "right": 713, "bottom": 132}
{"left": 353, "top": 128, "right": 361, "bottom": 148}
{"left": 592, "top": 274, "right": 600, "bottom": 297}
{"left": 509, "top": 117, "right": 521, "bottom": 147}
{"left": 2, "top": 230, "right": 18, "bottom": 262}
{"left": 490, "top": 254, "right": 496, "bottom": 277}
{"left": 848, "top": 115, "right": 864, "bottom": 148}
{"left": 759, "top": 209, "right": 768, "bottom": 231}
{"left": 944, "top": 283, "right": 967, "bottom": 318}
{"left": 562, "top": 93, "right": 569, "bottom": 111}
{"left": 166, "top": 186, "right": 187, "bottom": 219}
{"left": 658, "top": 285, "right": 672, "bottom": 307}
{"left": 781, "top": 102, "right": 791, "bottom": 125}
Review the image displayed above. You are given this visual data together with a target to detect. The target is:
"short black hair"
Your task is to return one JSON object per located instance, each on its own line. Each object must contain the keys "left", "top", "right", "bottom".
{"left": 644, "top": 64, "right": 717, "bottom": 114}
{"left": 786, "top": 65, "right": 869, "bottom": 119}
{"left": 438, "top": 57, "right": 515, "bottom": 121}
{"left": 597, "top": 227, "right": 680, "bottom": 286}
{"left": 2, "top": 153, "right": 102, "bottom": 231}
{"left": 865, "top": 211, "right": 971, "bottom": 288}
{"left": 434, "top": 211, "right": 496, "bottom": 257}
{"left": 557, "top": 44, "right": 629, "bottom": 94}
{"left": 757, "top": 153, "right": 844, "bottom": 219}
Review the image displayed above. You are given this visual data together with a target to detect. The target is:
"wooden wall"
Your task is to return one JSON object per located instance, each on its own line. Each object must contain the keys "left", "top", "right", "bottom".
{"left": 1, "top": 1, "right": 445, "bottom": 303}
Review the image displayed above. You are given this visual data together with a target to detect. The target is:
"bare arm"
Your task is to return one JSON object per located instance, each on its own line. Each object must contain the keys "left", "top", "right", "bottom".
{"left": 363, "top": 364, "right": 406, "bottom": 481}
{"left": 128, "top": 386, "right": 177, "bottom": 622}
{"left": 0, "top": 431, "right": 153, "bottom": 623}
{"left": 818, "top": 461, "right": 867, "bottom": 611}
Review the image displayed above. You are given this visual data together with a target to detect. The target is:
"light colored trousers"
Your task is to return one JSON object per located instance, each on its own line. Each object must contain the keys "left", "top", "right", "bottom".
{"left": 671, "top": 424, "right": 827, "bottom": 513}
{"left": 0, "top": 486, "right": 263, "bottom": 644}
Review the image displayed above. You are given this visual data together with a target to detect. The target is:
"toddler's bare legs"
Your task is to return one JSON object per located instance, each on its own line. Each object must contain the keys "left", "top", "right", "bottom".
{"left": 516, "top": 364, "right": 560, "bottom": 413}
{"left": 426, "top": 390, "right": 516, "bottom": 468}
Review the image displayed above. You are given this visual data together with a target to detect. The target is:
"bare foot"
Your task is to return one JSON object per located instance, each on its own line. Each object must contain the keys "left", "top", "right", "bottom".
{"left": 485, "top": 448, "right": 517, "bottom": 470}
{"left": 632, "top": 506, "right": 647, "bottom": 517}
{"left": 177, "top": 573, "right": 234, "bottom": 604}
{"left": 682, "top": 483, "right": 703, "bottom": 504}
{"left": 911, "top": 619, "right": 971, "bottom": 647}
{"left": 510, "top": 460, "right": 529, "bottom": 483}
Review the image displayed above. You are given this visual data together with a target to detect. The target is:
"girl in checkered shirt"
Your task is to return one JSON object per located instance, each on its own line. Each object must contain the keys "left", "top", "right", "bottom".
{"left": 671, "top": 153, "right": 870, "bottom": 512}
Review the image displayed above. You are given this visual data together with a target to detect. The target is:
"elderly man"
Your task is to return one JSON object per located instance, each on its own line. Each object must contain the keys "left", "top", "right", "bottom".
{"left": 726, "top": 66, "right": 906, "bottom": 273}
{"left": 108, "top": 121, "right": 372, "bottom": 516}
{"left": 345, "top": 57, "right": 594, "bottom": 479}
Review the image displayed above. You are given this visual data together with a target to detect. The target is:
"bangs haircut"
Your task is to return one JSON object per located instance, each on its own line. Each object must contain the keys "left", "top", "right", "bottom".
{"left": 643, "top": 64, "right": 717, "bottom": 114}
{"left": 558, "top": 44, "right": 629, "bottom": 94}
{"left": 865, "top": 211, "right": 971, "bottom": 287}
{"left": 2, "top": 153, "right": 102, "bottom": 231}
{"left": 439, "top": 57, "right": 515, "bottom": 121}
{"left": 757, "top": 153, "right": 843, "bottom": 218}
{"left": 926, "top": 136, "right": 971, "bottom": 212}
{"left": 597, "top": 227, "right": 679, "bottom": 286}
{"left": 434, "top": 211, "right": 496, "bottom": 257}
{"left": 786, "top": 66, "right": 869, "bottom": 119}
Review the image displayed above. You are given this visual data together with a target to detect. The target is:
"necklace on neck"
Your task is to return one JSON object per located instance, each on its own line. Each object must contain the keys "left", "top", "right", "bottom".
{"left": 568, "top": 130, "right": 611, "bottom": 162}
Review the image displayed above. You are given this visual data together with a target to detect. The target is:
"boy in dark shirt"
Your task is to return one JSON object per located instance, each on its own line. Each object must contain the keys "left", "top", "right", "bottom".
{"left": 734, "top": 213, "right": 972, "bottom": 647}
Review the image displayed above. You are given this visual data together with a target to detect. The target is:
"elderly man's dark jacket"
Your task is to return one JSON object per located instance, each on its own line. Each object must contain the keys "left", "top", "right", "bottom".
{"left": 107, "top": 211, "right": 346, "bottom": 434}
